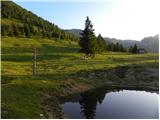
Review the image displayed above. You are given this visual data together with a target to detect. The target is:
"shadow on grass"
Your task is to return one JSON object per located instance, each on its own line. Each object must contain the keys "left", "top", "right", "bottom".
{"left": 2, "top": 44, "right": 79, "bottom": 54}
{"left": 1, "top": 71, "right": 76, "bottom": 84}
{"left": 41, "top": 44, "right": 79, "bottom": 53}
{"left": 110, "top": 56, "right": 159, "bottom": 62}
{"left": 1, "top": 54, "right": 78, "bottom": 62}
{"left": 2, "top": 62, "right": 158, "bottom": 86}
{"left": 2, "top": 47, "right": 33, "bottom": 54}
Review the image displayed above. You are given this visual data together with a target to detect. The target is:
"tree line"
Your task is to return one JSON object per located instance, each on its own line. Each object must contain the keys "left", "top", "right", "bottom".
{"left": 79, "top": 17, "right": 146, "bottom": 57}
{"left": 1, "top": 23, "right": 77, "bottom": 41}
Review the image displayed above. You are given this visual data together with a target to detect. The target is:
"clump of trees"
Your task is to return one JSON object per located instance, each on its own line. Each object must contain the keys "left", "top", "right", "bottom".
{"left": 128, "top": 44, "right": 138, "bottom": 53}
{"left": 79, "top": 17, "right": 107, "bottom": 57}
{"left": 97, "top": 34, "right": 107, "bottom": 53}
{"left": 107, "top": 42, "right": 126, "bottom": 52}
{"left": 79, "top": 17, "right": 148, "bottom": 56}
{"left": 128, "top": 44, "right": 147, "bottom": 54}
{"left": 79, "top": 16, "right": 128, "bottom": 57}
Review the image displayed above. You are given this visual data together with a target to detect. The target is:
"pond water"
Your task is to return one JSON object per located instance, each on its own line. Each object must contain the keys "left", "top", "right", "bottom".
{"left": 62, "top": 88, "right": 159, "bottom": 119}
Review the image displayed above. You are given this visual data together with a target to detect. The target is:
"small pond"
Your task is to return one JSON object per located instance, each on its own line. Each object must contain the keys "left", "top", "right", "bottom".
{"left": 61, "top": 88, "right": 159, "bottom": 119}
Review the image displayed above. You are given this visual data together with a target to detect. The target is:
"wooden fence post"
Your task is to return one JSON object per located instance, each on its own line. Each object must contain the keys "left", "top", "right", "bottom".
{"left": 33, "top": 47, "right": 37, "bottom": 75}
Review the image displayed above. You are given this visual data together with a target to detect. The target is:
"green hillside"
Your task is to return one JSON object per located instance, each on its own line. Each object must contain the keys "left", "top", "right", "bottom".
{"left": 1, "top": 1, "right": 78, "bottom": 41}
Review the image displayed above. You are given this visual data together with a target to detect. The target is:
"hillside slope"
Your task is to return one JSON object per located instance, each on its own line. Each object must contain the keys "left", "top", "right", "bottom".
{"left": 140, "top": 35, "right": 159, "bottom": 53}
{"left": 1, "top": 1, "right": 78, "bottom": 41}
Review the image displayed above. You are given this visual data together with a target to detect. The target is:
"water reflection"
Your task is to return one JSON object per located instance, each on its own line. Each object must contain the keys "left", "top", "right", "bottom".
{"left": 79, "top": 93, "right": 97, "bottom": 119}
{"left": 62, "top": 88, "right": 159, "bottom": 119}
{"left": 79, "top": 88, "right": 121, "bottom": 119}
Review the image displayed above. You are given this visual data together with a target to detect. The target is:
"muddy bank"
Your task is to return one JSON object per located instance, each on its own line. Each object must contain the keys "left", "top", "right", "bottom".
{"left": 42, "top": 65, "right": 159, "bottom": 118}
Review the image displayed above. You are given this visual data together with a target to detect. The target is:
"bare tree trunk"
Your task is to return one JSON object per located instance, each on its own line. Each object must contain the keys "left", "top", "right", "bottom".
{"left": 33, "top": 47, "right": 37, "bottom": 75}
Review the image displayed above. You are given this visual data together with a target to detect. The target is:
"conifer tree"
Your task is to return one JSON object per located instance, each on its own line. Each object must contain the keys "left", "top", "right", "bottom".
{"left": 97, "top": 34, "right": 106, "bottom": 52}
{"left": 12, "top": 24, "right": 19, "bottom": 36}
{"left": 119, "top": 44, "right": 124, "bottom": 52}
{"left": 1, "top": 25, "right": 6, "bottom": 36}
{"left": 8, "top": 25, "right": 13, "bottom": 37}
{"left": 24, "top": 24, "right": 31, "bottom": 38}
{"left": 132, "top": 44, "right": 138, "bottom": 53}
{"left": 128, "top": 45, "right": 133, "bottom": 53}
{"left": 128, "top": 44, "right": 138, "bottom": 53}
{"left": 79, "top": 16, "right": 97, "bottom": 57}
{"left": 115, "top": 42, "right": 120, "bottom": 51}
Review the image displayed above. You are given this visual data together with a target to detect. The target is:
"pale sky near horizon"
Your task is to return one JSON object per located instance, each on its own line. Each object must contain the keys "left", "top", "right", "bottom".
{"left": 15, "top": 0, "right": 159, "bottom": 40}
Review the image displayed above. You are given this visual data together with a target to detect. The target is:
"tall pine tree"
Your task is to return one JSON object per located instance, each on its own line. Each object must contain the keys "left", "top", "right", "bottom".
{"left": 24, "top": 24, "right": 31, "bottom": 38}
{"left": 128, "top": 44, "right": 138, "bottom": 53}
{"left": 132, "top": 44, "right": 138, "bottom": 53}
{"left": 97, "top": 34, "right": 107, "bottom": 53}
{"left": 79, "top": 16, "right": 97, "bottom": 57}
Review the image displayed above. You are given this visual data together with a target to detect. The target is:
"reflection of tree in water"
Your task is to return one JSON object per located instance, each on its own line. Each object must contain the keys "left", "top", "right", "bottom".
{"left": 79, "top": 93, "right": 97, "bottom": 118}
{"left": 79, "top": 88, "right": 107, "bottom": 119}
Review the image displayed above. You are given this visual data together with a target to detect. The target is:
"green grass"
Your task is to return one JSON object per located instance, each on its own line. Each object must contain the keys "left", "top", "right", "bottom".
{"left": 1, "top": 36, "right": 159, "bottom": 118}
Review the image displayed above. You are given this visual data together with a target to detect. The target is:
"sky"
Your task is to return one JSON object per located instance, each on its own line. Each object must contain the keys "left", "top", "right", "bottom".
{"left": 15, "top": 0, "right": 159, "bottom": 40}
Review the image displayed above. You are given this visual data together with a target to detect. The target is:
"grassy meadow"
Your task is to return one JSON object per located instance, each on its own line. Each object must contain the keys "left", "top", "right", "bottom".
{"left": 1, "top": 37, "right": 159, "bottom": 118}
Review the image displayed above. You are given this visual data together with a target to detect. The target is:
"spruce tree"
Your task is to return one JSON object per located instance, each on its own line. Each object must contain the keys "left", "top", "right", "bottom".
{"left": 132, "top": 44, "right": 138, "bottom": 53}
{"left": 128, "top": 46, "right": 132, "bottom": 53}
{"left": 97, "top": 34, "right": 106, "bottom": 52}
{"left": 42, "top": 30, "right": 46, "bottom": 38}
{"left": 12, "top": 24, "right": 19, "bottom": 36}
{"left": 119, "top": 44, "right": 124, "bottom": 52}
{"left": 79, "top": 16, "right": 97, "bottom": 57}
{"left": 107, "top": 43, "right": 113, "bottom": 51}
{"left": 1, "top": 25, "right": 6, "bottom": 36}
{"left": 115, "top": 42, "right": 120, "bottom": 51}
{"left": 8, "top": 25, "right": 13, "bottom": 37}
{"left": 24, "top": 24, "right": 31, "bottom": 38}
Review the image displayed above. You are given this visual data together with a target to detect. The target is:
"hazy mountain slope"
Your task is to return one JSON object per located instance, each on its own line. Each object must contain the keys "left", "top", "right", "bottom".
{"left": 64, "top": 29, "right": 82, "bottom": 38}
{"left": 65, "top": 29, "right": 158, "bottom": 53}
{"left": 140, "top": 35, "right": 159, "bottom": 53}
{"left": 104, "top": 35, "right": 159, "bottom": 53}
{"left": 104, "top": 37, "right": 140, "bottom": 48}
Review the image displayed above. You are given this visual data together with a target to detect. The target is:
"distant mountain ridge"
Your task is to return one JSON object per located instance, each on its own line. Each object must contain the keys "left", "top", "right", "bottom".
{"left": 65, "top": 29, "right": 159, "bottom": 53}
{"left": 140, "top": 35, "right": 159, "bottom": 53}
{"left": 64, "top": 29, "right": 82, "bottom": 38}
{"left": 104, "top": 35, "right": 159, "bottom": 53}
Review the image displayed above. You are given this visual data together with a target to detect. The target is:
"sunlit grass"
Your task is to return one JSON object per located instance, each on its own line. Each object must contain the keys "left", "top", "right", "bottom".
{"left": 1, "top": 37, "right": 159, "bottom": 118}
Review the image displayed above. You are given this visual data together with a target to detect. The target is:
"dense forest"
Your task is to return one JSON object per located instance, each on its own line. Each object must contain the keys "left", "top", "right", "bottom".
{"left": 1, "top": 1, "right": 78, "bottom": 41}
